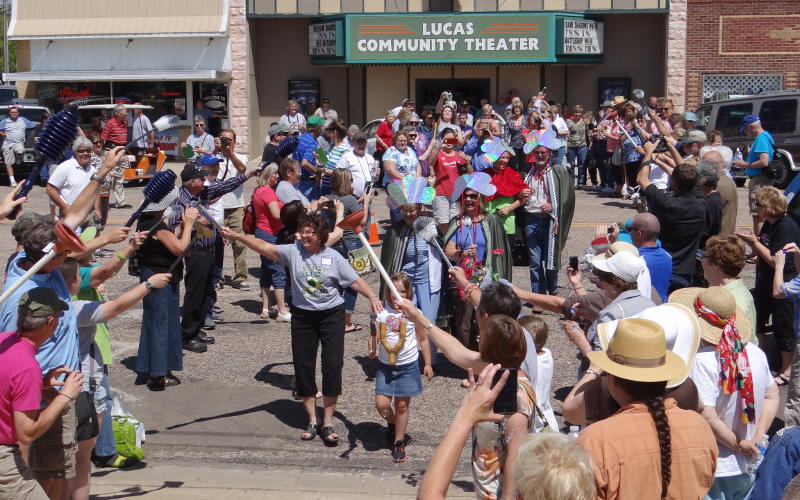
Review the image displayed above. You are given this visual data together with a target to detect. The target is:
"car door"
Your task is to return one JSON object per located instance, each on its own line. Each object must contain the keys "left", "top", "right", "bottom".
{"left": 758, "top": 97, "right": 799, "bottom": 152}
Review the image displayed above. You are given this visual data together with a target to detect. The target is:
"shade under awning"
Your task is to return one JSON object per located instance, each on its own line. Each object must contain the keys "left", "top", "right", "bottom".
{"left": 3, "top": 70, "right": 229, "bottom": 82}
{"left": 8, "top": 0, "right": 229, "bottom": 40}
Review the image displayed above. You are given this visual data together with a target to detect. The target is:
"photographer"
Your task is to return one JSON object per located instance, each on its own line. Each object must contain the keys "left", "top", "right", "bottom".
{"left": 429, "top": 128, "right": 472, "bottom": 233}
{"left": 213, "top": 129, "right": 251, "bottom": 291}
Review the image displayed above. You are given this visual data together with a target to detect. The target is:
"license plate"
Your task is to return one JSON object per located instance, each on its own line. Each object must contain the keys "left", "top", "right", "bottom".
{"left": 23, "top": 153, "right": 34, "bottom": 162}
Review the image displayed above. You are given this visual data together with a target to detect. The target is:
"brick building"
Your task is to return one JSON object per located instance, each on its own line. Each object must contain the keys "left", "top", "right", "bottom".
{"left": 682, "top": 0, "right": 800, "bottom": 111}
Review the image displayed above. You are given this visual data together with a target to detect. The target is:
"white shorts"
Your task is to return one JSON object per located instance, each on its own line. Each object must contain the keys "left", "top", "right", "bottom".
{"left": 2, "top": 143, "right": 23, "bottom": 166}
{"left": 432, "top": 195, "right": 459, "bottom": 225}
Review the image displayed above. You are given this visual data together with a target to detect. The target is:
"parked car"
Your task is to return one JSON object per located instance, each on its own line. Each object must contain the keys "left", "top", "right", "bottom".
{"left": 0, "top": 85, "right": 19, "bottom": 105}
{"left": 360, "top": 118, "right": 382, "bottom": 156}
{"left": 695, "top": 91, "right": 799, "bottom": 188}
{"left": 0, "top": 105, "right": 51, "bottom": 183}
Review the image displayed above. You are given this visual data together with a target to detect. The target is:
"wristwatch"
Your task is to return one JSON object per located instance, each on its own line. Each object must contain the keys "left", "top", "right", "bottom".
{"left": 144, "top": 280, "right": 153, "bottom": 290}
{"left": 90, "top": 174, "right": 104, "bottom": 182}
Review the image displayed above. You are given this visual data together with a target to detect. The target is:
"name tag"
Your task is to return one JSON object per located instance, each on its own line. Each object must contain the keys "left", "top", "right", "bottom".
{"left": 321, "top": 257, "right": 332, "bottom": 266}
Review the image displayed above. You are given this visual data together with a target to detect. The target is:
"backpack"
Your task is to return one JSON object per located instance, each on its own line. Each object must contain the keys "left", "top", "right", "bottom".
{"left": 242, "top": 186, "right": 261, "bottom": 235}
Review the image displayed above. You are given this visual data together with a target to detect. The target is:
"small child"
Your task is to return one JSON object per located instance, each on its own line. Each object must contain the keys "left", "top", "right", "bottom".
{"left": 370, "top": 272, "right": 434, "bottom": 463}
{"left": 517, "top": 315, "right": 559, "bottom": 432}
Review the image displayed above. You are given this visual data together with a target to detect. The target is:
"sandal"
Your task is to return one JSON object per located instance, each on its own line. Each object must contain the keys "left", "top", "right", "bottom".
{"left": 147, "top": 376, "right": 165, "bottom": 391}
{"left": 320, "top": 426, "right": 339, "bottom": 447}
{"left": 775, "top": 375, "right": 789, "bottom": 386}
{"left": 301, "top": 423, "right": 319, "bottom": 441}
{"left": 345, "top": 323, "right": 363, "bottom": 333}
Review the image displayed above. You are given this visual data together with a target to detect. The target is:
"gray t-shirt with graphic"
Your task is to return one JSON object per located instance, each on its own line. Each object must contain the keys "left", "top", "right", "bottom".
{"left": 277, "top": 242, "right": 359, "bottom": 311}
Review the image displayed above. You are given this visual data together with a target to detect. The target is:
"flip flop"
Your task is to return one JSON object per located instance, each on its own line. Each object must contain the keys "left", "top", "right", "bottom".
{"left": 345, "top": 323, "right": 363, "bottom": 333}
{"left": 301, "top": 423, "right": 319, "bottom": 441}
{"left": 320, "top": 426, "right": 339, "bottom": 447}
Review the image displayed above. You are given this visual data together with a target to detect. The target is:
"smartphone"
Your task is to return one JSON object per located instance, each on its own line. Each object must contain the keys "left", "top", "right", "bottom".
{"left": 491, "top": 368, "right": 518, "bottom": 415}
{"left": 607, "top": 226, "right": 614, "bottom": 234}
{"left": 364, "top": 184, "right": 372, "bottom": 195}
{"left": 102, "top": 140, "right": 117, "bottom": 151}
{"left": 569, "top": 256, "right": 579, "bottom": 270}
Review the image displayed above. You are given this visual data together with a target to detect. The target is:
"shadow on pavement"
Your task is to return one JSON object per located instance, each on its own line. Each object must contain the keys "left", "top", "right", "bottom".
{"left": 165, "top": 402, "right": 280, "bottom": 430}
{"left": 254, "top": 361, "right": 294, "bottom": 391}
{"left": 231, "top": 298, "right": 262, "bottom": 315}
{"left": 89, "top": 481, "right": 184, "bottom": 499}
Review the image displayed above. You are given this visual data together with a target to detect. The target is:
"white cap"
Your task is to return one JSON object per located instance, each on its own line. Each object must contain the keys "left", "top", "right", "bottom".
{"left": 591, "top": 251, "right": 644, "bottom": 283}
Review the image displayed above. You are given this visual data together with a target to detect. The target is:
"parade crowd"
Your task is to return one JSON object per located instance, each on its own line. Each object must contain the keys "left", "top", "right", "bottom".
{"left": 0, "top": 89, "right": 799, "bottom": 500}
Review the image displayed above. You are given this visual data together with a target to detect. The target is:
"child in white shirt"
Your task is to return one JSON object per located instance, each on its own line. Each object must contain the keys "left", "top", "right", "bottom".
{"left": 518, "top": 315, "right": 559, "bottom": 431}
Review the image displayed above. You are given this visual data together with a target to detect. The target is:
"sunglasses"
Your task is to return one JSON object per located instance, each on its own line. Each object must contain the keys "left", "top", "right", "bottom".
{"left": 658, "top": 107, "right": 672, "bottom": 111}
{"left": 195, "top": 123, "right": 205, "bottom": 127}
{"left": 75, "top": 149, "right": 91, "bottom": 153}
{"left": 409, "top": 121, "right": 419, "bottom": 125}
{"left": 463, "top": 193, "right": 480, "bottom": 200}
{"left": 92, "top": 141, "right": 102, "bottom": 145}
{"left": 408, "top": 134, "right": 417, "bottom": 138}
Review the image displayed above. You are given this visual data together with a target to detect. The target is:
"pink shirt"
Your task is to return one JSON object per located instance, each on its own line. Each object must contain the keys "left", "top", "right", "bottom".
{"left": 253, "top": 186, "right": 283, "bottom": 235}
{"left": 0, "top": 331, "right": 42, "bottom": 444}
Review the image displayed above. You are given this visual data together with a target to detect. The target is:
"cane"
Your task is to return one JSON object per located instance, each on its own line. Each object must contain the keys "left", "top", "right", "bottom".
{"left": 338, "top": 209, "right": 402, "bottom": 302}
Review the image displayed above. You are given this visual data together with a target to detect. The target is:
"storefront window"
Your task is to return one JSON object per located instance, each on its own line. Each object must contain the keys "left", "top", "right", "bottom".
{"left": 114, "top": 81, "right": 187, "bottom": 119}
{"left": 192, "top": 82, "right": 228, "bottom": 136}
{"left": 36, "top": 82, "right": 112, "bottom": 113}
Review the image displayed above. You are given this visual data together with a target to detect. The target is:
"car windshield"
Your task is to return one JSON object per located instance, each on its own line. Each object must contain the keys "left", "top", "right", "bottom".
{"left": 695, "top": 106, "right": 712, "bottom": 130}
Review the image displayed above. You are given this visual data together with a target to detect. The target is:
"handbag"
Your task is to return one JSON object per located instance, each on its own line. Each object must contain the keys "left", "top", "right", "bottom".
{"left": 242, "top": 187, "right": 260, "bottom": 235}
{"left": 347, "top": 245, "right": 375, "bottom": 276}
{"left": 75, "top": 391, "right": 99, "bottom": 441}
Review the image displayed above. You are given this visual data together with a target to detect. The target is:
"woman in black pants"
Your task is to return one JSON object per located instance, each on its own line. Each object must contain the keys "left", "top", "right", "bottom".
{"left": 223, "top": 214, "right": 382, "bottom": 446}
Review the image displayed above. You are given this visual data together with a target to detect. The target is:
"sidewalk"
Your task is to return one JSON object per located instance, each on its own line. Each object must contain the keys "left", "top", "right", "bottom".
{"left": 91, "top": 461, "right": 475, "bottom": 499}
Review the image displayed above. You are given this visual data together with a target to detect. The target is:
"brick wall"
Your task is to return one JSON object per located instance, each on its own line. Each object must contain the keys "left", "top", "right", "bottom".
{"left": 684, "top": 0, "right": 800, "bottom": 110}
{"left": 229, "top": 0, "right": 251, "bottom": 155}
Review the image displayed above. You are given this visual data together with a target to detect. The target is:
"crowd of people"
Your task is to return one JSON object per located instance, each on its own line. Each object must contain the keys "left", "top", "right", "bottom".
{"left": 1, "top": 88, "right": 799, "bottom": 500}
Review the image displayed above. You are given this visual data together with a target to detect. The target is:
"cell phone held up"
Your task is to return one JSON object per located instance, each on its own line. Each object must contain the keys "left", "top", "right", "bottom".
{"left": 569, "top": 255, "right": 579, "bottom": 270}
{"left": 491, "top": 368, "right": 518, "bottom": 415}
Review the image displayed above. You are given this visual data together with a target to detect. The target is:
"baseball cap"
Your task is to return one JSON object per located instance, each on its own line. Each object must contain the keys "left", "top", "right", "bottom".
{"left": 353, "top": 133, "right": 368, "bottom": 143}
{"left": 268, "top": 123, "right": 290, "bottom": 137}
{"left": 197, "top": 154, "right": 224, "bottom": 167}
{"left": 307, "top": 115, "right": 325, "bottom": 127}
{"left": 682, "top": 129, "right": 707, "bottom": 144}
{"left": 11, "top": 212, "right": 45, "bottom": 243}
{"left": 601, "top": 100, "right": 613, "bottom": 108}
{"left": 739, "top": 114, "right": 760, "bottom": 134}
{"left": 683, "top": 111, "right": 697, "bottom": 122}
{"left": 180, "top": 163, "right": 210, "bottom": 183}
{"left": 18, "top": 287, "right": 68, "bottom": 318}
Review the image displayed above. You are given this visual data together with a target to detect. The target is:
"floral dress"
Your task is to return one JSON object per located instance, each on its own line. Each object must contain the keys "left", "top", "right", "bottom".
{"left": 382, "top": 146, "right": 419, "bottom": 182}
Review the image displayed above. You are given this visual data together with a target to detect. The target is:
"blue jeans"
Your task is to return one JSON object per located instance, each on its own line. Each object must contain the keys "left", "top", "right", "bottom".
{"left": 568, "top": 146, "right": 588, "bottom": 186}
{"left": 254, "top": 229, "right": 286, "bottom": 289}
{"left": 335, "top": 238, "right": 362, "bottom": 313}
{"left": 298, "top": 179, "right": 317, "bottom": 201}
{"left": 136, "top": 268, "right": 182, "bottom": 376}
{"left": 523, "top": 213, "right": 555, "bottom": 294}
{"left": 705, "top": 473, "right": 754, "bottom": 500}
{"left": 550, "top": 146, "right": 566, "bottom": 168}
{"left": 93, "top": 371, "right": 116, "bottom": 457}
{"left": 752, "top": 426, "right": 800, "bottom": 500}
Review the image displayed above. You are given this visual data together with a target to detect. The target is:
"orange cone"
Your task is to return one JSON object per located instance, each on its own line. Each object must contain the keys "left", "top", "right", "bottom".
{"left": 368, "top": 207, "right": 381, "bottom": 246}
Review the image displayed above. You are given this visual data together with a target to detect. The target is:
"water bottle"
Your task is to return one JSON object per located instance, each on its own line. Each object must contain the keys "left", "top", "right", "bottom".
{"left": 568, "top": 425, "right": 580, "bottom": 441}
{"left": 746, "top": 435, "right": 769, "bottom": 476}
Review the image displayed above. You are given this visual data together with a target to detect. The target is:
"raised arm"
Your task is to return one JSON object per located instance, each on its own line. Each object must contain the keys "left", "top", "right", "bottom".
{"left": 222, "top": 226, "right": 280, "bottom": 261}
{"left": 101, "top": 273, "right": 172, "bottom": 320}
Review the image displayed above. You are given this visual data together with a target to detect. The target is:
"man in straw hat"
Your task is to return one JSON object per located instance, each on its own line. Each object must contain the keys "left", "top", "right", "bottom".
{"left": 577, "top": 317, "right": 718, "bottom": 499}
{"left": 671, "top": 286, "right": 779, "bottom": 498}
{"left": 563, "top": 302, "right": 702, "bottom": 425}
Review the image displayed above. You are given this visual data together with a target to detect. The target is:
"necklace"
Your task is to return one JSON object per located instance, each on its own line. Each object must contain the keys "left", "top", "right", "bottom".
{"left": 379, "top": 318, "right": 407, "bottom": 365}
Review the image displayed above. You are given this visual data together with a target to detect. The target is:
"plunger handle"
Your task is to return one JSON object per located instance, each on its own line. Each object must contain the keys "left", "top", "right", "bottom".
{"left": 0, "top": 247, "right": 57, "bottom": 305}
{"left": 431, "top": 239, "right": 455, "bottom": 271}
{"left": 125, "top": 199, "right": 152, "bottom": 227}
{"left": 355, "top": 232, "right": 402, "bottom": 302}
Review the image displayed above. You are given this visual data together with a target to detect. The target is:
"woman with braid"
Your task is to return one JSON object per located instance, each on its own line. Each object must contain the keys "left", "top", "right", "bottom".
{"left": 577, "top": 318, "right": 718, "bottom": 499}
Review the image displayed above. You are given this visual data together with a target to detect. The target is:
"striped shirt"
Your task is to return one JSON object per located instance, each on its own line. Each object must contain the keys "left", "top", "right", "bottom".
{"left": 168, "top": 173, "right": 247, "bottom": 249}
{"left": 100, "top": 117, "right": 128, "bottom": 146}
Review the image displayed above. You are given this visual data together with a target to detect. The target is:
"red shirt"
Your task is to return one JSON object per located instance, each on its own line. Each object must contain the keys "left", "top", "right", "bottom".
{"left": 100, "top": 116, "right": 128, "bottom": 145}
{"left": 252, "top": 186, "right": 283, "bottom": 235}
{"left": 489, "top": 166, "right": 526, "bottom": 199}
{"left": 376, "top": 121, "right": 394, "bottom": 152}
{"left": 0, "top": 331, "right": 42, "bottom": 445}
{"left": 433, "top": 150, "right": 465, "bottom": 197}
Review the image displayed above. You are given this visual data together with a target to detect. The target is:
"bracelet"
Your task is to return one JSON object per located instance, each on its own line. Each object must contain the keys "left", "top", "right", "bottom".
{"left": 59, "top": 393, "right": 75, "bottom": 401}
{"left": 115, "top": 251, "right": 128, "bottom": 262}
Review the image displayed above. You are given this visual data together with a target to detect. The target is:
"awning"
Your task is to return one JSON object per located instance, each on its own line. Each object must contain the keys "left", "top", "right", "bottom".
{"left": 8, "top": 0, "right": 229, "bottom": 40}
{"left": 2, "top": 70, "right": 229, "bottom": 82}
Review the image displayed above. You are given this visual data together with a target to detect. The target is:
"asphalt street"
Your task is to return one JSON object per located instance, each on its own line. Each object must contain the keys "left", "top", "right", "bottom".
{"left": 0, "top": 163, "right": 775, "bottom": 498}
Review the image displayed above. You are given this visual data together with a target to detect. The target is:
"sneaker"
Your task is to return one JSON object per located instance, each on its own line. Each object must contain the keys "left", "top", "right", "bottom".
{"left": 391, "top": 441, "right": 407, "bottom": 463}
{"left": 276, "top": 312, "right": 292, "bottom": 322}
{"left": 232, "top": 281, "right": 251, "bottom": 291}
{"left": 203, "top": 317, "right": 215, "bottom": 330}
{"left": 260, "top": 309, "right": 271, "bottom": 320}
{"left": 9, "top": 180, "right": 17, "bottom": 187}
{"left": 216, "top": 281, "right": 224, "bottom": 290}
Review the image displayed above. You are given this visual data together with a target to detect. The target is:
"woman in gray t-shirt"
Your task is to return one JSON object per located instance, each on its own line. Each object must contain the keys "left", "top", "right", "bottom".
{"left": 223, "top": 213, "right": 382, "bottom": 447}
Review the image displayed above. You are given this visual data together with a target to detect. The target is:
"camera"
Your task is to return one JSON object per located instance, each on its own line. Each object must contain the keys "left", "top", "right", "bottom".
{"left": 649, "top": 134, "right": 668, "bottom": 153}
{"left": 220, "top": 136, "right": 231, "bottom": 147}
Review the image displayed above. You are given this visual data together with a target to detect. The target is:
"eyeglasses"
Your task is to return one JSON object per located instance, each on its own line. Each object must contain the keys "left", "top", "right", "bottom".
{"left": 195, "top": 123, "right": 204, "bottom": 127}
{"left": 75, "top": 149, "right": 91, "bottom": 153}
{"left": 409, "top": 121, "right": 419, "bottom": 125}
{"left": 408, "top": 134, "right": 417, "bottom": 138}
{"left": 299, "top": 229, "right": 317, "bottom": 236}
{"left": 463, "top": 193, "right": 479, "bottom": 200}
{"left": 92, "top": 141, "right": 102, "bottom": 145}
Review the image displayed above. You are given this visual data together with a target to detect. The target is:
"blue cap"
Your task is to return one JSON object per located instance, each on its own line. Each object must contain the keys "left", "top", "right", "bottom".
{"left": 683, "top": 111, "right": 697, "bottom": 122}
{"left": 739, "top": 114, "right": 759, "bottom": 134}
{"left": 197, "top": 154, "right": 223, "bottom": 167}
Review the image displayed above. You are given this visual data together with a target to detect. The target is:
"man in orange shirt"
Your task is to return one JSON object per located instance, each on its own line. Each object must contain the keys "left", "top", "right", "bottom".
{"left": 577, "top": 318, "right": 718, "bottom": 499}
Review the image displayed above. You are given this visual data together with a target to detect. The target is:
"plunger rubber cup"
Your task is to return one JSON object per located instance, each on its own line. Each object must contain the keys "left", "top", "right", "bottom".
{"left": 338, "top": 210, "right": 402, "bottom": 302}
{"left": 0, "top": 221, "right": 86, "bottom": 305}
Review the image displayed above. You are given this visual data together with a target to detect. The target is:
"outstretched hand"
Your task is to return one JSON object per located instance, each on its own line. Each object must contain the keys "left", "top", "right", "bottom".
{"left": 0, "top": 182, "right": 26, "bottom": 220}
{"left": 456, "top": 364, "right": 509, "bottom": 426}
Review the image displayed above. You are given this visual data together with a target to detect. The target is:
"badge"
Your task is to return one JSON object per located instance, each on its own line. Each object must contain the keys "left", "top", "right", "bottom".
{"left": 321, "top": 257, "right": 332, "bottom": 265}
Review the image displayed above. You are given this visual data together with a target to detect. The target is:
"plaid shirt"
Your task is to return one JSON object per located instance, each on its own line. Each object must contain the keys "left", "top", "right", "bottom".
{"left": 780, "top": 276, "right": 800, "bottom": 338}
{"left": 168, "top": 173, "right": 247, "bottom": 249}
{"left": 100, "top": 116, "right": 127, "bottom": 145}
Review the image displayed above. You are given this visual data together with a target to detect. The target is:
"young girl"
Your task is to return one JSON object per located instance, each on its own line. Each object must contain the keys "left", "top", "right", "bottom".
{"left": 517, "top": 315, "right": 559, "bottom": 432}
{"left": 369, "top": 272, "right": 434, "bottom": 463}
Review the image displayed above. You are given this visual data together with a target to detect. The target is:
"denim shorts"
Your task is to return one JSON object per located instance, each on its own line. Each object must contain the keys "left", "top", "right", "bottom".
{"left": 375, "top": 360, "right": 422, "bottom": 397}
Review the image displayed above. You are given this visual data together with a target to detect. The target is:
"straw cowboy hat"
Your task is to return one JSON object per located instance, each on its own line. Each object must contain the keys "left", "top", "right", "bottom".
{"left": 588, "top": 318, "right": 685, "bottom": 383}
{"left": 669, "top": 286, "right": 752, "bottom": 345}
{"left": 598, "top": 303, "right": 701, "bottom": 388}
